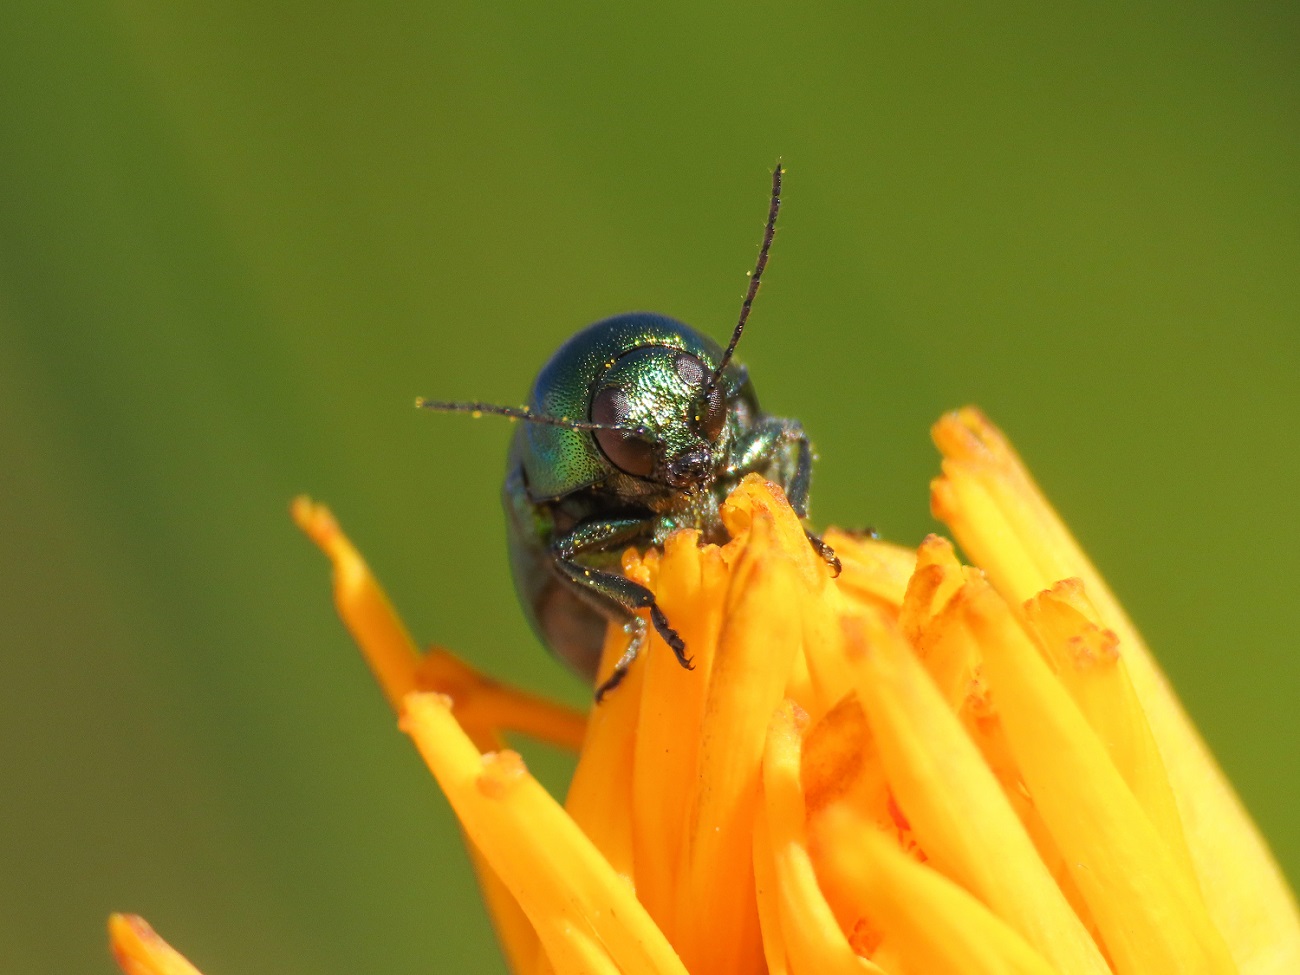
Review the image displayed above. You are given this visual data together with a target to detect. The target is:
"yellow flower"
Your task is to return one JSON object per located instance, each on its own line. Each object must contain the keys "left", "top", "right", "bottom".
{"left": 110, "top": 409, "right": 1300, "bottom": 975}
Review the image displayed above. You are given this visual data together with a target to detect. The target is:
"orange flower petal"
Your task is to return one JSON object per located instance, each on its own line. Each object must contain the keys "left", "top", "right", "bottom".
{"left": 966, "top": 581, "right": 1237, "bottom": 974}
{"left": 821, "top": 529, "right": 916, "bottom": 610}
{"left": 816, "top": 811, "right": 1062, "bottom": 975}
{"left": 1023, "top": 580, "right": 1197, "bottom": 887}
{"left": 932, "top": 408, "right": 1300, "bottom": 972}
{"left": 761, "top": 700, "right": 889, "bottom": 975}
{"left": 897, "top": 535, "right": 979, "bottom": 710}
{"left": 672, "top": 499, "right": 802, "bottom": 975}
{"left": 416, "top": 649, "right": 587, "bottom": 752}
{"left": 752, "top": 803, "right": 794, "bottom": 975}
{"left": 630, "top": 532, "right": 728, "bottom": 939}
{"left": 840, "top": 613, "right": 1110, "bottom": 975}
{"left": 466, "top": 844, "right": 542, "bottom": 975}
{"left": 564, "top": 622, "right": 645, "bottom": 880}
{"left": 400, "top": 692, "right": 687, "bottom": 975}
{"left": 294, "top": 496, "right": 585, "bottom": 751}
{"left": 292, "top": 496, "right": 420, "bottom": 709}
{"left": 109, "top": 914, "right": 204, "bottom": 975}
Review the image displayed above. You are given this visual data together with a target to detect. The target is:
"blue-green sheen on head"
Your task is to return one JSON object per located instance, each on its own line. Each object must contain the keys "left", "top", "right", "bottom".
{"left": 519, "top": 312, "right": 739, "bottom": 500}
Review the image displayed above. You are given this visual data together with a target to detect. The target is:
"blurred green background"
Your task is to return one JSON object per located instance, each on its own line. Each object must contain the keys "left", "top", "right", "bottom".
{"left": 2, "top": 2, "right": 1297, "bottom": 972}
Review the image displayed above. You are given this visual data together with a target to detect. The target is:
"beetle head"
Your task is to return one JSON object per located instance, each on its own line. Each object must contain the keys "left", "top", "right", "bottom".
{"left": 589, "top": 346, "right": 732, "bottom": 491}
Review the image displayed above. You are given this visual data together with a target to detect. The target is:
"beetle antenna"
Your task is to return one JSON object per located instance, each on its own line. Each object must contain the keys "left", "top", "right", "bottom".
{"left": 706, "top": 160, "right": 782, "bottom": 397}
{"left": 416, "top": 398, "right": 648, "bottom": 436}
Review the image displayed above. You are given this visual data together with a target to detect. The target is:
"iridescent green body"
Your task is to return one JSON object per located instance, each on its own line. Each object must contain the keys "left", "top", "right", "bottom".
{"left": 503, "top": 311, "right": 826, "bottom": 696}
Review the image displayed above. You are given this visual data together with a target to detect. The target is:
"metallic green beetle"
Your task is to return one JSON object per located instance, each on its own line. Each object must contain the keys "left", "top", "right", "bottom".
{"left": 420, "top": 165, "right": 837, "bottom": 699}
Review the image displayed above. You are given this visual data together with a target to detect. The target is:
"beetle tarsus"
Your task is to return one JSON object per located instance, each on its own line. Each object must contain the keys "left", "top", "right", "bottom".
{"left": 650, "top": 603, "right": 692, "bottom": 670}
{"left": 804, "top": 529, "right": 841, "bottom": 577}
{"left": 594, "top": 628, "right": 644, "bottom": 702}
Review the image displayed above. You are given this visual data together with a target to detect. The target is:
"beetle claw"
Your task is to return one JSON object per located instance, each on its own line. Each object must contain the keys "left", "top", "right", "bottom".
{"left": 804, "top": 529, "right": 841, "bottom": 577}
{"left": 594, "top": 621, "right": 647, "bottom": 702}
{"left": 650, "top": 604, "right": 690, "bottom": 670}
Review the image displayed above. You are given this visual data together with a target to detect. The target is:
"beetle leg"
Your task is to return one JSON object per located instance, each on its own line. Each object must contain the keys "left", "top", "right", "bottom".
{"left": 552, "top": 517, "right": 691, "bottom": 697}
{"left": 727, "top": 417, "right": 810, "bottom": 511}
{"left": 728, "top": 418, "right": 840, "bottom": 575}
{"left": 802, "top": 528, "right": 841, "bottom": 575}
{"left": 592, "top": 620, "right": 646, "bottom": 702}
{"left": 553, "top": 557, "right": 690, "bottom": 668}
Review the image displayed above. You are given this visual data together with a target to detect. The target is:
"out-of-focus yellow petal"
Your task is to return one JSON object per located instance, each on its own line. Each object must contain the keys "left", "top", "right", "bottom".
{"left": 822, "top": 529, "right": 916, "bottom": 610}
{"left": 966, "top": 582, "right": 1237, "bottom": 975}
{"left": 932, "top": 408, "right": 1300, "bottom": 972}
{"left": 416, "top": 650, "right": 587, "bottom": 752}
{"left": 109, "top": 915, "right": 204, "bottom": 975}
{"left": 838, "top": 612, "right": 1110, "bottom": 975}
{"left": 816, "top": 811, "right": 1063, "bottom": 975}
{"left": 293, "top": 496, "right": 586, "bottom": 752}
{"left": 292, "top": 496, "right": 421, "bottom": 709}
{"left": 752, "top": 805, "right": 794, "bottom": 975}
{"left": 400, "top": 692, "right": 688, "bottom": 975}
{"left": 760, "top": 700, "right": 885, "bottom": 975}
{"left": 466, "top": 844, "right": 542, "bottom": 975}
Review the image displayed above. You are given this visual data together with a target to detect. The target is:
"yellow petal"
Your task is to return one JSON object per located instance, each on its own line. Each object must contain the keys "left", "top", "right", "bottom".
{"left": 897, "top": 535, "right": 979, "bottom": 709}
{"left": 816, "top": 811, "right": 1063, "bottom": 975}
{"left": 1023, "top": 580, "right": 1197, "bottom": 888}
{"left": 467, "top": 844, "right": 542, "bottom": 975}
{"left": 752, "top": 804, "right": 794, "bottom": 975}
{"left": 932, "top": 408, "right": 1300, "bottom": 972}
{"left": 109, "top": 914, "right": 204, "bottom": 975}
{"left": 966, "top": 581, "right": 1237, "bottom": 974}
{"left": 840, "top": 612, "right": 1110, "bottom": 975}
{"left": 822, "top": 529, "right": 916, "bottom": 610}
{"left": 416, "top": 649, "right": 587, "bottom": 752}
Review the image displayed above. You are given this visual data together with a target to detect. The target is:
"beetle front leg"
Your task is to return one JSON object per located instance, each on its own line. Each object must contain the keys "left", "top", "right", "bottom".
{"left": 552, "top": 517, "right": 690, "bottom": 700}
{"left": 727, "top": 416, "right": 812, "bottom": 514}
{"left": 728, "top": 418, "right": 840, "bottom": 575}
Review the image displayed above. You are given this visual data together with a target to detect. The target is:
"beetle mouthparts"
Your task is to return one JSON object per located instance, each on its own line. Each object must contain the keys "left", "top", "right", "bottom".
{"left": 665, "top": 448, "right": 713, "bottom": 489}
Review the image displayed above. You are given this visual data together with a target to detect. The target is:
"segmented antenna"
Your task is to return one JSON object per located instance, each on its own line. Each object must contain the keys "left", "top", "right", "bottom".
{"left": 705, "top": 161, "right": 783, "bottom": 397}
{"left": 416, "top": 397, "right": 647, "bottom": 435}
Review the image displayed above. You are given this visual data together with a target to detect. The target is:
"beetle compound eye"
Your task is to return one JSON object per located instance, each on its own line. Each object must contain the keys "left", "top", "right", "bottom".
{"left": 591, "top": 386, "right": 656, "bottom": 478}
{"left": 674, "top": 352, "right": 706, "bottom": 388}
{"left": 699, "top": 385, "right": 727, "bottom": 442}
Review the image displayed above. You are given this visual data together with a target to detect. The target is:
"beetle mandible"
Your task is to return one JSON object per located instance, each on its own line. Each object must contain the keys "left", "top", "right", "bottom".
{"left": 419, "top": 164, "right": 838, "bottom": 700}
